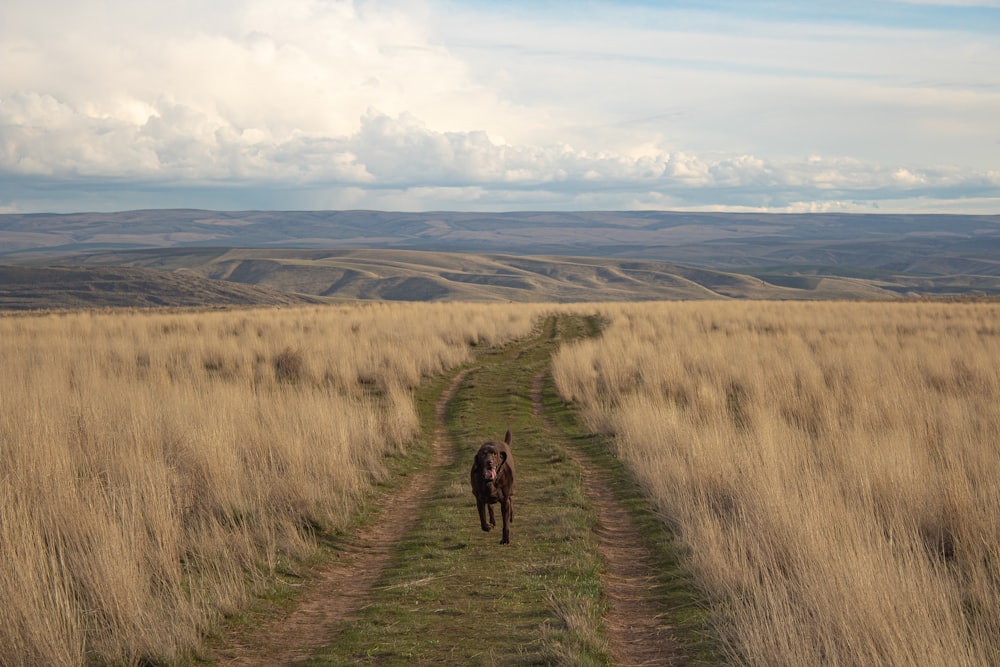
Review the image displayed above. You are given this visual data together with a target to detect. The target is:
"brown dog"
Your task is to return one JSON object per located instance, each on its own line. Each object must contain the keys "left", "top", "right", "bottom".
{"left": 470, "top": 429, "right": 515, "bottom": 544}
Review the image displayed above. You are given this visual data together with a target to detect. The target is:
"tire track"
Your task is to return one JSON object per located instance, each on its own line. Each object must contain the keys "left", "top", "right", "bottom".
{"left": 216, "top": 368, "right": 472, "bottom": 666}
{"left": 532, "top": 368, "right": 683, "bottom": 667}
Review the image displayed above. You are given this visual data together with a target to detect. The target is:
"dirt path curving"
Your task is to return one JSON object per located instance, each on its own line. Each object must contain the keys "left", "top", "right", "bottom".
{"left": 532, "top": 369, "right": 683, "bottom": 667}
{"left": 216, "top": 368, "right": 472, "bottom": 666}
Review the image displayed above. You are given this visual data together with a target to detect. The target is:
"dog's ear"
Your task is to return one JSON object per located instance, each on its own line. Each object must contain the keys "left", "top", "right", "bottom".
{"left": 500, "top": 450, "right": 508, "bottom": 464}
{"left": 471, "top": 453, "right": 482, "bottom": 471}
{"left": 504, "top": 429, "right": 512, "bottom": 446}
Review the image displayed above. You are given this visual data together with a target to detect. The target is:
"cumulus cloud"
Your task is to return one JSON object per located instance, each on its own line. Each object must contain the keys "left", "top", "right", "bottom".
{"left": 1, "top": 0, "right": 998, "bottom": 213}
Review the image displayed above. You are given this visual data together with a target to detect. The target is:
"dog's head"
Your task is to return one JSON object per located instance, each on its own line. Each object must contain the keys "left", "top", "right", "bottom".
{"left": 474, "top": 444, "right": 507, "bottom": 482}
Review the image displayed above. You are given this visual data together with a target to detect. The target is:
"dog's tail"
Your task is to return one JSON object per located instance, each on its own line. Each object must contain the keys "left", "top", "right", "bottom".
{"left": 504, "top": 428, "right": 512, "bottom": 446}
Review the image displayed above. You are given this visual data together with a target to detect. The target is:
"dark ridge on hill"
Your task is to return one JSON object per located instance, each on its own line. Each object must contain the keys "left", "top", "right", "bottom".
{"left": 3, "top": 210, "right": 1000, "bottom": 303}
{"left": 3, "top": 209, "right": 998, "bottom": 272}
{"left": 0, "top": 264, "right": 323, "bottom": 311}
{"left": 48, "top": 247, "right": 900, "bottom": 303}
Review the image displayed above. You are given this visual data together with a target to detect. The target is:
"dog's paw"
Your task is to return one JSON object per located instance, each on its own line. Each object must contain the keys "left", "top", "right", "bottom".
{"left": 481, "top": 523, "right": 492, "bottom": 532}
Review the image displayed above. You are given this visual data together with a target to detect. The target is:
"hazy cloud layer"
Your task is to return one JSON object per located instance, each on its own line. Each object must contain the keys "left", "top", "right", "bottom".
{"left": 1, "top": 0, "right": 998, "bottom": 213}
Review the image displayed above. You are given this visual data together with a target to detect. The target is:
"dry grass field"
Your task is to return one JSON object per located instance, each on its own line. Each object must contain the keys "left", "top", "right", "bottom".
{"left": 552, "top": 301, "right": 1000, "bottom": 666}
{"left": 0, "top": 302, "right": 547, "bottom": 665}
{"left": 6, "top": 298, "right": 999, "bottom": 666}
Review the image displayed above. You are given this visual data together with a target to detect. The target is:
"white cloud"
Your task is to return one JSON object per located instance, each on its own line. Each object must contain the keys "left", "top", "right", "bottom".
{"left": 0, "top": 0, "right": 998, "bottom": 213}
{"left": 2, "top": 1, "right": 526, "bottom": 135}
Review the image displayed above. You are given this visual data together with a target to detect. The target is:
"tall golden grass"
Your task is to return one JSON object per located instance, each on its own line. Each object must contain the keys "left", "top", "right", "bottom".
{"left": 552, "top": 301, "right": 1000, "bottom": 666}
{"left": 0, "top": 302, "right": 545, "bottom": 665}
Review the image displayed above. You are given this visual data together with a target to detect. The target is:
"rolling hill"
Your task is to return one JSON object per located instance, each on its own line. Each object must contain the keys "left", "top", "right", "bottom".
{"left": 11, "top": 247, "right": 900, "bottom": 308}
{"left": 2, "top": 209, "right": 999, "bottom": 308}
{"left": 0, "top": 264, "right": 323, "bottom": 310}
{"left": 3, "top": 210, "right": 999, "bottom": 271}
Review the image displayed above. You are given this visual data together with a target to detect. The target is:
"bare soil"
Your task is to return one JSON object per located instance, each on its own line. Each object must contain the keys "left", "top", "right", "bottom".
{"left": 532, "top": 369, "right": 683, "bottom": 666}
{"left": 576, "top": 461, "right": 684, "bottom": 666}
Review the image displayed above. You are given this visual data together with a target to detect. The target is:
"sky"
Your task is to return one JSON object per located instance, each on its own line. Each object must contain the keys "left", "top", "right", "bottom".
{"left": 1, "top": 0, "right": 998, "bottom": 214}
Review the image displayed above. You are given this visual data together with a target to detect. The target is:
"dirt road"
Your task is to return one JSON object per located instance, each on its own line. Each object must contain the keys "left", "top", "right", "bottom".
{"left": 214, "top": 315, "right": 685, "bottom": 665}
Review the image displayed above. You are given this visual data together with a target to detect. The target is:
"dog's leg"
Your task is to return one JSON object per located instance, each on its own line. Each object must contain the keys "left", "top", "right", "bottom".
{"left": 487, "top": 503, "right": 496, "bottom": 528}
{"left": 477, "top": 499, "right": 492, "bottom": 532}
{"left": 500, "top": 497, "right": 512, "bottom": 545}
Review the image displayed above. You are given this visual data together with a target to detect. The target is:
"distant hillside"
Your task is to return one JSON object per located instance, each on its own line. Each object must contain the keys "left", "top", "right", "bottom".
{"left": 3, "top": 209, "right": 1000, "bottom": 305}
{"left": 3, "top": 209, "right": 999, "bottom": 269}
{"left": 0, "top": 265, "right": 322, "bottom": 310}
{"left": 48, "top": 247, "right": 899, "bottom": 304}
